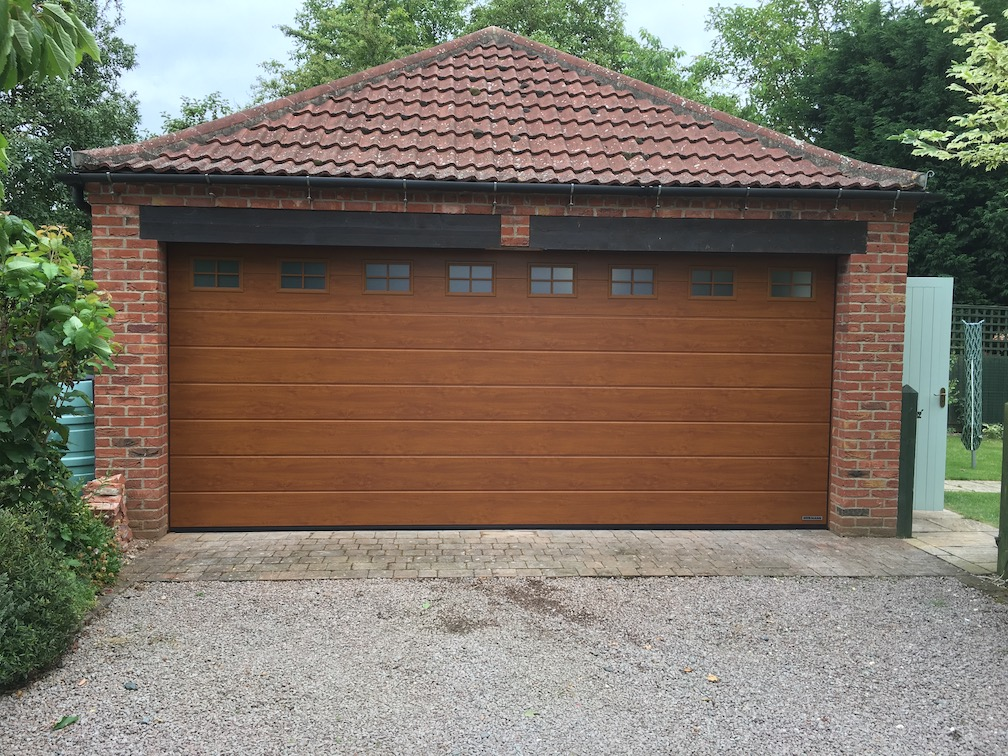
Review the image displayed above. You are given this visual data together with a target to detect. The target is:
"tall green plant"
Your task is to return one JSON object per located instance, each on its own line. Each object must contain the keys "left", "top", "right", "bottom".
{"left": 0, "top": 218, "right": 114, "bottom": 504}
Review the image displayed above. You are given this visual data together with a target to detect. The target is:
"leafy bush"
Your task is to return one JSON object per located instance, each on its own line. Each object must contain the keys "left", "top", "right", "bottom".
{"left": 0, "top": 509, "right": 93, "bottom": 690}
{"left": 983, "top": 423, "right": 1004, "bottom": 440}
{"left": 1, "top": 220, "right": 121, "bottom": 686}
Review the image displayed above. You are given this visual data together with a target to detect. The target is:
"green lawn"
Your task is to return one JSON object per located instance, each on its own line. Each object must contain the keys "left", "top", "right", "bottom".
{"left": 945, "top": 436, "right": 1002, "bottom": 480}
{"left": 944, "top": 491, "right": 1001, "bottom": 528}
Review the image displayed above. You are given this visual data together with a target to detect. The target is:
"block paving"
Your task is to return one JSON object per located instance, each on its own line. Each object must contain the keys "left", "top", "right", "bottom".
{"left": 121, "top": 521, "right": 981, "bottom": 583}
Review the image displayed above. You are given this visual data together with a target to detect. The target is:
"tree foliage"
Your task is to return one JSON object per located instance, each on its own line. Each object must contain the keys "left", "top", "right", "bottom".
{"left": 256, "top": 0, "right": 466, "bottom": 99}
{"left": 0, "top": 0, "right": 139, "bottom": 258}
{"left": 254, "top": 0, "right": 741, "bottom": 114}
{"left": 792, "top": 0, "right": 1008, "bottom": 304}
{"left": 895, "top": 0, "right": 1008, "bottom": 170}
{"left": 162, "top": 91, "right": 235, "bottom": 134}
{"left": 704, "top": 0, "right": 865, "bottom": 138}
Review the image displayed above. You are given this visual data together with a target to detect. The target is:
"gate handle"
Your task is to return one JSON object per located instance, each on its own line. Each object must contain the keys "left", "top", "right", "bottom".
{"left": 938, "top": 387, "right": 946, "bottom": 408}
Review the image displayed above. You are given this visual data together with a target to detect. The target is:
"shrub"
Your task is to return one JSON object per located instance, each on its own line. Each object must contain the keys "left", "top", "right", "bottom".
{"left": 983, "top": 423, "right": 1004, "bottom": 440}
{"left": 0, "top": 509, "right": 93, "bottom": 690}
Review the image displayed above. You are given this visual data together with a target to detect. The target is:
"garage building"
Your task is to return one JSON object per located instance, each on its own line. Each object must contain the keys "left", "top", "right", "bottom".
{"left": 68, "top": 28, "right": 927, "bottom": 537}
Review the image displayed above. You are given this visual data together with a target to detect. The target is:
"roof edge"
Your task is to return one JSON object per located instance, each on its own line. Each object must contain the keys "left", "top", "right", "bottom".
{"left": 60, "top": 170, "right": 937, "bottom": 205}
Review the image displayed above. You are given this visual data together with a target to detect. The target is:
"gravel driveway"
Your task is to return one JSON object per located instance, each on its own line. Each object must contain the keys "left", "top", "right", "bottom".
{"left": 2, "top": 576, "right": 1006, "bottom": 755}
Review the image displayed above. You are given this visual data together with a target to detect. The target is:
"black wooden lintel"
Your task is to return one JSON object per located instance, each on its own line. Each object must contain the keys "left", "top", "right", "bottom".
{"left": 529, "top": 216, "right": 868, "bottom": 255}
{"left": 139, "top": 206, "right": 501, "bottom": 249}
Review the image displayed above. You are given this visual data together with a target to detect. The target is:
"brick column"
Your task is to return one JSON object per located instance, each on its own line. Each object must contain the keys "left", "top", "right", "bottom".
{"left": 89, "top": 188, "right": 169, "bottom": 538}
{"left": 828, "top": 217, "right": 911, "bottom": 536}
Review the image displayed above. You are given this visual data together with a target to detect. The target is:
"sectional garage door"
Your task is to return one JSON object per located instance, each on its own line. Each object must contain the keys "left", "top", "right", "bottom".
{"left": 167, "top": 244, "right": 835, "bottom": 529}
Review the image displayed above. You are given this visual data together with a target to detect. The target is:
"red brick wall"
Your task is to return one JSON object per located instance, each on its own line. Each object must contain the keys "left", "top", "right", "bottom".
{"left": 89, "top": 193, "right": 168, "bottom": 537}
{"left": 828, "top": 217, "right": 912, "bottom": 535}
{"left": 85, "top": 181, "right": 914, "bottom": 538}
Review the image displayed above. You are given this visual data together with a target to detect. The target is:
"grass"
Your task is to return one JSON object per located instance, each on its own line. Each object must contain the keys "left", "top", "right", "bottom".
{"left": 944, "top": 491, "right": 1001, "bottom": 528}
{"left": 945, "top": 435, "right": 1002, "bottom": 480}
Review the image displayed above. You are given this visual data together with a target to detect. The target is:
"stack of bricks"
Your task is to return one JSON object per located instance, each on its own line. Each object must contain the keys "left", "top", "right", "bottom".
{"left": 82, "top": 473, "right": 133, "bottom": 545}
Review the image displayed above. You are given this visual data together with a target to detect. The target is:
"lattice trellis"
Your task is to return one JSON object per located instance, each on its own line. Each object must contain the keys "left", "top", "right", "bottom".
{"left": 951, "top": 306, "right": 1008, "bottom": 356}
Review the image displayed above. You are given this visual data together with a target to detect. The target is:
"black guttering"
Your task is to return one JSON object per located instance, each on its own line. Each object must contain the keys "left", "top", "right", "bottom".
{"left": 60, "top": 171, "right": 937, "bottom": 216}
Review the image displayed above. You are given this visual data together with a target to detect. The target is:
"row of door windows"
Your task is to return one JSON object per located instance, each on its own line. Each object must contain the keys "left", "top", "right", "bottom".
{"left": 192, "top": 259, "right": 815, "bottom": 300}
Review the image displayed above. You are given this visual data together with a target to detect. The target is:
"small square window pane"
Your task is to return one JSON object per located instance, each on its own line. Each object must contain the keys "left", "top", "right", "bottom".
{"left": 366, "top": 277, "right": 387, "bottom": 291}
{"left": 793, "top": 271, "right": 813, "bottom": 285}
{"left": 612, "top": 268, "right": 632, "bottom": 282}
{"left": 530, "top": 280, "right": 551, "bottom": 294}
{"left": 553, "top": 281, "right": 573, "bottom": 295}
{"left": 449, "top": 265, "right": 469, "bottom": 279}
{"left": 194, "top": 259, "right": 216, "bottom": 273}
{"left": 531, "top": 266, "right": 552, "bottom": 280}
{"left": 281, "top": 275, "right": 302, "bottom": 289}
{"left": 691, "top": 269, "right": 711, "bottom": 284}
{"left": 793, "top": 284, "right": 813, "bottom": 298}
{"left": 713, "top": 270, "right": 734, "bottom": 284}
{"left": 449, "top": 279, "right": 470, "bottom": 293}
{"left": 304, "top": 262, "right": 326, "bottom": 277}
{"left": 280, "top": 261, "right": 301, "bottom": 275}
{"left": 218, "top": 260, "right": 240, "bottom": 274}
{"left": 218, "top": 275, "right": 240, "bottom": 288}
{"left": 388, "top": 264, "right": 410, "bottom": 278}
{"left": 612, "top": 282, "right": 632, "bottom": 296}
{"left": 471, "top": 279, "right": 493, "bottom": 294}
{"left": 713, "top": 283, "right": 733, "bottom": 297}
{"left": 770, "top": 270, "right": 791, "bottom": 285}
{"left": 635, "top": 268, "right": 654, "bottom": 282}
{"left": 194, "top": 273, "right": 216, "bottom": 287}
{"left": 388, "top": 277, "right": 410, "bottom": 292}
{"left": 771, "top": 284, "right": 791, "bottom": 297}
{"left": 366, "top": 264, "right": 387, "bottom": 277}
{"left": 304, "top": 277, "right": 326, "bottom": 290}
{"left": 633, "top": 282, "right": 654, "bottom": 296}
{"left": 690, "top": 283, "right": 709, "bottom": 297}
{"left": 472, "top": 266, "right": 493, "bottom": 279}
{"left": 554, "top": 267, "right": 574, "bottom": 281}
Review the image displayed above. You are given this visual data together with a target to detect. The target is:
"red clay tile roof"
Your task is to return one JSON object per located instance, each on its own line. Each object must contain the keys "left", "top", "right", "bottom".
{"left": 76, "top": 27, "right": 925, "bottom": 191}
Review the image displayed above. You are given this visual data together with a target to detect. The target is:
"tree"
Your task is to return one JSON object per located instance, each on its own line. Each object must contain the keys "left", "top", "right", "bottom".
{"left": 704, "top": 0, "right": 866, "bottom": 137}
{"left": 0, "top": 0, "right": 139, "bottom": 264}
{"left": 895, "top": 0, "right": 1008, "bottom": 170}
{"left": 254, "top": 0, "right": 740, "bottom": 115}
{"left": 256, "top": 0, "right": 466, "bottom": 100}
{"left": 794, "top": 0, "right": 1008, "bottom": 304}
{"left": 162, "top": 91, "right": 235, "bottom": 133}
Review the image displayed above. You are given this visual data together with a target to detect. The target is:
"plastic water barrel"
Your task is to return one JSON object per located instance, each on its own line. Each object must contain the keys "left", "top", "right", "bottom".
{"left": 58, "top": 378, "right": 96, "bottom": 483}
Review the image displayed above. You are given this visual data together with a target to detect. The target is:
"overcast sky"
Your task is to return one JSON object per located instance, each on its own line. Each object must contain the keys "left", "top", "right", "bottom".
{"left": 117, "top": 1, "right": 757, "bottom": 137}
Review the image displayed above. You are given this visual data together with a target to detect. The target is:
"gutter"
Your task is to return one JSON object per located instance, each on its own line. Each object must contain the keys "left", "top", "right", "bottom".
{"left": 60, "top": 171, "right": 938, "bottom": 216}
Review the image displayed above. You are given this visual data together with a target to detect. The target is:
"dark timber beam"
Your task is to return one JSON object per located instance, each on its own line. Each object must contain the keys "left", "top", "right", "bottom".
{"left": 139, "top": 207, "right": 502, "bottom": 249}
{"left": 530, "top": 217, "right": 869, "bottom": 255}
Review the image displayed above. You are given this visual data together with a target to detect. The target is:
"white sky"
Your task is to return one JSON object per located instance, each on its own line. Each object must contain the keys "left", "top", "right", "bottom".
{"left": 117, "top": 1, "right": 757, "bottom": 137}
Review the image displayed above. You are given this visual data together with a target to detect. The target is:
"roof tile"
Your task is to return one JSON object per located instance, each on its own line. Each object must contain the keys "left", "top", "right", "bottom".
{"left": 76, "top": 27, "right": 925, "bottom": 191}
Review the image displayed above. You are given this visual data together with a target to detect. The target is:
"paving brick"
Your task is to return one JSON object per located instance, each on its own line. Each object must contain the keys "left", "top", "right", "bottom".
{"left": 115, "top": 511, "right": 996, "bottom": 584}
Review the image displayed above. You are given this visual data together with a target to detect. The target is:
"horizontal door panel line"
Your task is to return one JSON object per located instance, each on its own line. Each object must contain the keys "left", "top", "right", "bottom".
{"left": 169, "top": 454, "right": 828, "bottom": 461}
{"left": 172, "top": 455, "right": 829, "bottom": 461}
{"left": 169, "top": 382, "right": 831, "bottom": 392}
{"left": 171, "top": 346, "right": 835, "bottom": 357}
{"left": 170, "top": 309, "right": 834, "bottom": 324}
{"left": 168, "top": 489, "right": 828, "bottom": 496}
{"left": 169, "top": 419, "right": 830, "bottom": 427}
{"left": 169, "top": 385, "right": 830, "bottom": 391}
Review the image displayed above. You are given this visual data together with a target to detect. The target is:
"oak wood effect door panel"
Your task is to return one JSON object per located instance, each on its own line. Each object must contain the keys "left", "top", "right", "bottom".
{"left": 168, "top": 245, "right": 835, "bottom": 529}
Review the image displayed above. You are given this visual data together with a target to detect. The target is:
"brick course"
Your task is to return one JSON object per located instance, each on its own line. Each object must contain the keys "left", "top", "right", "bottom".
{"left": 86, "top": 182, "right": 914, "bottom": 538}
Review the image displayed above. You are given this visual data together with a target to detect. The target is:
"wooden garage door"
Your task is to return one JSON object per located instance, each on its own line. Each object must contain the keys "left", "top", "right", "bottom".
{"left": 168, "top": 244, "right": 835, "bottom": 529}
